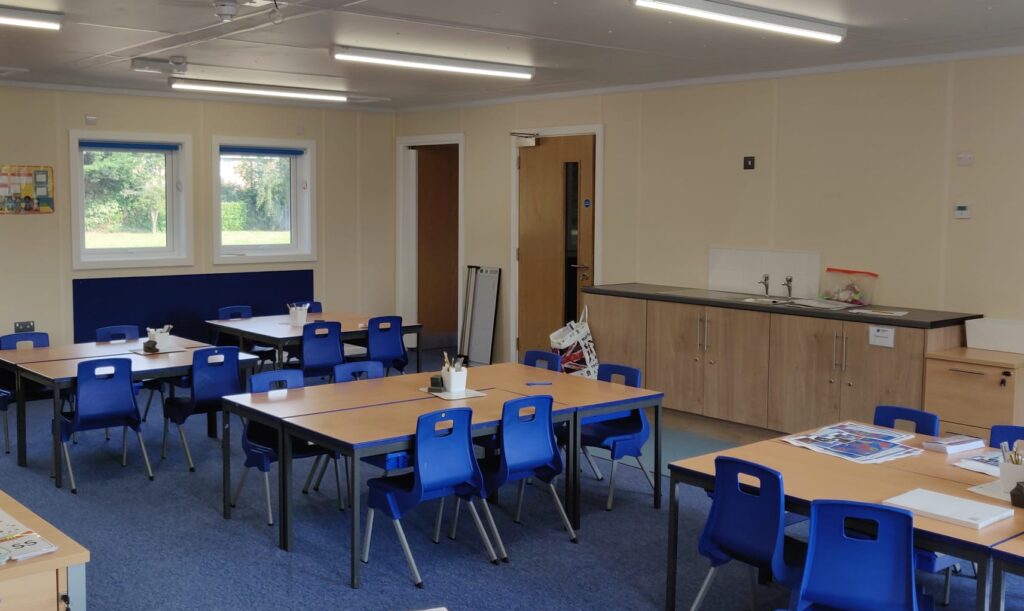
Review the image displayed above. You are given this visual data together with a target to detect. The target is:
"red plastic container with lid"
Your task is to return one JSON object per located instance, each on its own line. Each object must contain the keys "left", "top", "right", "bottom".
{"left": 819, "top": 268, "right": 878, "bottom": 305}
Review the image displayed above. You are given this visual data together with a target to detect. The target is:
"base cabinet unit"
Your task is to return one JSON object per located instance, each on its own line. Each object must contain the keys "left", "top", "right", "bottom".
{"left": 925, "top": 347, "right": 1024, "bottom": 437}
{"left": 838, "top": 322, "right": 926, "bottom": 424}
{"left": 703, "top": 307, "right": 770, "bottom": 428}
{"left": 768, "top": 315, "right": 843, "bottom": 432}
{"left": 645, "top": 300, "right": 703, "bottom": 415}
{"left": 579, "top": 293, "right": 647, "bottom": 378}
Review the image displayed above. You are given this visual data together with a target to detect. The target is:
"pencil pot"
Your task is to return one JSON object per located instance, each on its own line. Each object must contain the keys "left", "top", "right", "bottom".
{"left": 442, "top": 369, "right": 467, "bottom": 393}
{"left": 998, "top": 461, "right": 1024, "bottom": 492}
{"left": 288, "top": 303, "right": 309, "bottom": 326}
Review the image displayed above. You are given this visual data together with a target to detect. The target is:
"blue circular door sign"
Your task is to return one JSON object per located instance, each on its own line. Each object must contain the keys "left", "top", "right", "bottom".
{"left": 584, "top": 198, "right": 591, "bottom": 208}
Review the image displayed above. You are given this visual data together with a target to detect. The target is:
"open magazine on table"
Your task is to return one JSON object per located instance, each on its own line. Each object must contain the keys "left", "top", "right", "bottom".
{"left": 782, "top": 421, "right": 921, "bottom": 464}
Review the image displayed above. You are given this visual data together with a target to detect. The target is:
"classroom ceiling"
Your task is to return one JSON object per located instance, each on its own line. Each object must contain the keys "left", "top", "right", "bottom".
{"left": 3, "top": 0, "right": 1024, "bottom": 109}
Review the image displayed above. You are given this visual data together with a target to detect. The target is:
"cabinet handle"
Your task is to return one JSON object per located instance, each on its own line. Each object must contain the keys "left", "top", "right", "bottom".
{"left": 841, "top": 334, "right": 848, "bottom": 373}
{"left": 704, "top": 317, "right": 710, "bottom": 353}
{"left": 831, "top": 332, "right": 838, "bottom": 370}
{"left": 949, "top": 368, "right": 985, "bottom": 376}
{"left": 696, "top": 316, "right": 702, "bottom": 352}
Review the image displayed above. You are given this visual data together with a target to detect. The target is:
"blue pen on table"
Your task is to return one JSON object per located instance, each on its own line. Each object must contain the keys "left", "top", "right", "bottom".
{"left": 526, "top": 381, "right": 552, "bottom": 386}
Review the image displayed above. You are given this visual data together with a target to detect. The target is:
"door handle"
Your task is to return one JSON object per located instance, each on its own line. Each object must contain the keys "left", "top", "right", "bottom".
{"left": 949, "top": 368, "right": 985, "bottom": 376}
{"left": 570, "top": 264, "right": 590, "bottom": 269}
{"left": 831, "top": 332, "right": 837, "bottom": 370}
{"left": 696, "top": 316, "right": 702, "bottom": 352}
{"left": 841, "top": 334, "right": 848, "bottom": 373}
{"left": 704, "top": 317, "right": 710, "bottom": 353}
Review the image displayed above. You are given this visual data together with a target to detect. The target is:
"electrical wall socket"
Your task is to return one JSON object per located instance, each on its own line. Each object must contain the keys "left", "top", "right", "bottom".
{"left": 14, "top": 321, "right": 34, "bottom": 333}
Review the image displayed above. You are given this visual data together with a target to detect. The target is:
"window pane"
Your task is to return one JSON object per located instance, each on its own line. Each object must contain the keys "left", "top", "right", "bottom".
{"left": 82, "top": 150, "right": 168, "bottom": 249}
{"left": 220, "top": 154, "right": 292, "bottom": 246}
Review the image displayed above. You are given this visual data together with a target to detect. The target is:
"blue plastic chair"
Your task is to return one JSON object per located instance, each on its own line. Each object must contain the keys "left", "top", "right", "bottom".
{"left": 692, "top": 456, "right": 803, "bottom": 610}
{"left": 300, "top": 300, "right": 323, "bottom": 314}
{"left": 874, "top": 405, "right": 940, "bottom": 436}
{"left": 301, "top": 321, "right": 344, "bottom": 382}
{"left": 59, "top": 358, "right": 154, "bottom": 493}
{"left": 475, "top": 395, "right": 577, "bottom": 561}
{"left": 333, "top": 361, "right": 384, "bottom": 382}
{"left": 990, "top": 425, "right": 1024, "bottom": 450}
{"left": 215, "top": 305, "right": 276, "bottom": 370}
{"left": 367, "top": 316, "right": 408, "bottom": 374}
{"left": 95, "top": 325, "right": 139, "bottom": 341}
{"left": 162, "top": 347, "right": 241, "bottom": 472}
{"left": 793, "top": 500, "right": 931, "bottom": 611}
{"left": 0, "top": 388, "right": 10, "bottom": 455}
{"left": 232, "top": 370, "right": 345, "bottom": 523}
{"left": 362, "top": 408, "right": 499, "bottom": 587}
{"left": 522, "top": 350, "right": 561, "bottom": 372}
{"left": 0, "top": 332, "right": 49, "bottom": 350}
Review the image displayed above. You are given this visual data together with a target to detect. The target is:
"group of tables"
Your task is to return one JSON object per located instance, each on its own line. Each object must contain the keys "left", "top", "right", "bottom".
{"left": 667, "top": 426, "right": 1024, "bottom": 611}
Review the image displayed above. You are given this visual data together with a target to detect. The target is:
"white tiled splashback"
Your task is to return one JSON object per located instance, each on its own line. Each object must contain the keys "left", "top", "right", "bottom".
{"left": 708, "top": 248, "right": 821, "bottom": 299}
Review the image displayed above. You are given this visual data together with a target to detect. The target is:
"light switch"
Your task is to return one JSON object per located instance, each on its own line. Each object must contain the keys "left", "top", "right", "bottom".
{"left": 957, "top": 152, "right": 975, "bottom": 167}
{"left": 954, "top": 204, "right": 971, "bottom": 220}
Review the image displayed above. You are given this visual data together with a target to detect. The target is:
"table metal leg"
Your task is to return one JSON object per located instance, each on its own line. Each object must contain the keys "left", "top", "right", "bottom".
{"left": 206, "top": 410, "right": 217, "bottom": 439}
{"left": 15, "top": 371, "right": 26, "bottom": 467}
{"left": 654, "top": 403, "right": 663, "bottom": 509}
{"left": 415, "top": 330, "right": 422, "bottom": 373}
{"left": 991, "top": 558, "right": 1005, "bottom": 611}
{"left": 51, "top": 383, "right": 62, "bottom": 488}
{"left": 567, "top": 411, "right": 582, "bottom": 529}
{"left": 279, "top": 427, "right": 292, "bottom": 551}
{"left": 666, "top": 477, "right": 679, "bottom": 611}
{"left": 276, "top": 346, "right": 285, "bottom": 371}
{"left": 222, "top": 403, "right": 232, "bottom": 519}
{"left": 349, "top": 449, "right": 362, "bottom": 589}
{"left": 977, "top": 555, "right": 993, "bottom": 611}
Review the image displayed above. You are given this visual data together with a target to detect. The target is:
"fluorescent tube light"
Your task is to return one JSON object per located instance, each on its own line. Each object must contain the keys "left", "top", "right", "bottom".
{"left": 333, "top": 46, "right": 534, "bottom": 80}
{"left": 0, "top": 6, "right": 63, "bottom": 30}
{"left": 169, "top": 78, "right": 348, "bottom": 103}
{"left": 633, "top": 0, "right": 845, "bottom": 43}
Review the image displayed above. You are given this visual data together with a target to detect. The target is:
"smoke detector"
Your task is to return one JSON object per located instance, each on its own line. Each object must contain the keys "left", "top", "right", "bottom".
{"left": 213, "top": 1, "right": 238, "bottom": 22}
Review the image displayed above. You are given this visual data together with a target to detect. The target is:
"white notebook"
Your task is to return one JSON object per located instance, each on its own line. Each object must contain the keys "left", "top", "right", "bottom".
{"left": 884, "top": 488, "right": 1014, "bottom": 530}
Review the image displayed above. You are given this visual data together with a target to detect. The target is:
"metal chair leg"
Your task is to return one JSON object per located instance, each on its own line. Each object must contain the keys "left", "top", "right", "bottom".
{"left": 748, "top": 564, "right": 759, "bottom": 610}
{"left": 547, "top": 482, "right": 577, "bottom": 542}
{"left": 302, "top": 455, "right": 322, "bottom": 494}
{"left": 161, "top": 418, "right": 169, "bottom": 459}
{"left": 3, "top": 410, "right": 9, "bottom": 454}
{"left": 332, "top": 458, "right": 344, "bottom": 511}
{"left": 263, "top": 471, "right": 274, "bottom": 526}
{"left": 72, "top": 432, "right": 77, "bottom": 445}
{"left": 231, "top": 466, "right": 251, "bottom": 507}
{"left": 636, "top": 455, "right": 656, "bottom": 490}
{"left": 448, "top": 498, "right": 461, "bottom": 540}
{"left": 121, "top": 426, "right": 128, "bottom": 466}
{"left": 606, "top": 459, "right": 619, "bottom": 511}
{"left": 465, "top": 499, "right": 499, "bottom": 565}
{"left": 433, "top": 497, "right": 446, "bottom": 543}
{"left": 479, "top": 498, "right": 508, "bottom": 562}
{"left": 313, "top": 454, "right": 329, "bottom": 491}
{"left": 136, "top": 430, "right": 154, "bottom": 481}
{"left": 142, "top": 388, "right": 155, "bottom": 422}
{"left": 105, "top": 428, "right": 110, "bottom": 441}
{"left": 362, "top": 508, "right": 375, "bottom": 563}
{"left": 177, "top": 423, "right": 195, "bottom": 472}
{"left": 943, "top": 565, "right": 953, "bottom": 606}
{"left": 582, "top": 446, "right": 604, "bottom": 480}
{"left": 514, "top": 479, "right": 527, "bottom": 524}
{"left": 392, "top": 518, "right": 424, "bottom": 587}
{"left": 62, "top": 442, "right": 78, "bottom": 494}
{"left": 690, "top": 566, "right": 718, "bottom": 611}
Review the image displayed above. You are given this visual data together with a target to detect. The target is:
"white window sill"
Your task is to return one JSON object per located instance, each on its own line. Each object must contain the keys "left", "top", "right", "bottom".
{"left": 214, "top": 251, "right": 316, "bottom": 265}
{"left": 73, "top": 253, "right": 194, "bottom": 271}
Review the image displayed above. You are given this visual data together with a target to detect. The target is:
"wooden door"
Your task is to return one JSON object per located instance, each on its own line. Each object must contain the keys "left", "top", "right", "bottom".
{"left": 840, "top": 322, "right": 925, "bottom": 423}
{"left": 415, "top": 144, "right": 459, "bottom": 349}
{"left": 646, "top": 300, "right": 704, "bottom": 414}
{"left": 517, "top": 134, "right": 595, "bottom": 355}
{"left": 582, "top": 293, "right": 647, "bottom": 378}
{"left": 767, "top": 314, "right": 843, "bottom": 432}
{"left": 703, "top": 306, "right": 770, "bottom": 427}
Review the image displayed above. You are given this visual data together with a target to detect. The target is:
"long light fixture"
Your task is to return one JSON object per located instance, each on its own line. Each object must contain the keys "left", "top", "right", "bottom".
{"left": 0, "top": 6, "right": 63, "bottom": 30}
{"left": 333, "top": 46, "right": 534, "bottom": 80}
{"left": 633, "top": 0, "right": 845, "bottom": 43}
{"left": 169, "top": 78, "right": 348, "bottom": 103}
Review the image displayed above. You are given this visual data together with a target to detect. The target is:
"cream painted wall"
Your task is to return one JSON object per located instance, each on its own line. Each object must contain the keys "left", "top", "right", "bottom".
{"left": 397, "top": 54, "right": 1024, "bottom": 361}
{"left": 0, "top": 86, "right": 395, "bottom": 343}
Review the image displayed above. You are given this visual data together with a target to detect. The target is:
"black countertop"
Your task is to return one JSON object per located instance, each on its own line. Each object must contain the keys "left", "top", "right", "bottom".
{"left": 583, "top": 283, "right": 982, "bottom": 330}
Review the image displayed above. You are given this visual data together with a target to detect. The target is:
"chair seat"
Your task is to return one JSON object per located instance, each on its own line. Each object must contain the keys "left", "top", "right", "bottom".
{"left": 478, "top": 454, "right": 560, "bottom": 488}
{"left": 58, "top": 412, "right": 139, "bottom": 441}
{"left": 916, "top": 549, "right": 959, "bottom": 573}
{"left": 162, "top": 397, "right": 218, "bottom": 425}
{"left": 362, "top": 452, "right": 411, "bottom": 472}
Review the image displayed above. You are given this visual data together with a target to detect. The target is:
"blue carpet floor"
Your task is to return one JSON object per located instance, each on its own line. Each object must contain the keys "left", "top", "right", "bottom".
{"left": 1, "top": 389, "right": 1021, "bottom": 609}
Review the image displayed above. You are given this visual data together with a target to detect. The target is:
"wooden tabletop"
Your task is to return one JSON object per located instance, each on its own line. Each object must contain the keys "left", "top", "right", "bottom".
{"left": 671, "top": 438, "right": 1024, "bottom": 549}
{"left": 286, "top": 388, "right": 571, "bottom": 449}
{"left": 0, "top": 490, "right": 89, "bottom": 582}
{"left": 0, "top": 335, "right": 208, "bottom": 366}
{"left": 205, "top": 311, "right": 420, "bottom": 341}
{"left": 469, "top": 362, "right": 663, "bottom": 410}
{"left": 18, "top": 350, "right": 259, "bottom": 384}
{"left": 223, "top": 371, "right": 442, "bottom": 420}
{"left": 881, "top": 434, "right": 996, "bottom": 486}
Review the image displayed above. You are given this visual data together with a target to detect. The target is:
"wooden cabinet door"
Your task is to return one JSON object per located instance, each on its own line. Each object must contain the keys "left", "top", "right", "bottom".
{"left": 767, "top": 314, "right": 843, "bottom": 433}
{"left": 703, "top": 307, "right": 770, "bottom": 427}
{"left": 839, "top": 322, "right": 925, "bottom": 423}
{"left": 646, "top": 301, "right": 704, "bottom": 414}
{"left": 581, "top": 293, "right": 647, "bottom": 378}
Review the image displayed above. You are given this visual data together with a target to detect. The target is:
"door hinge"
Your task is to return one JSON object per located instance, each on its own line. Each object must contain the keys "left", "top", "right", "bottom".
{"left": 517, "top": 155, "right": 520, "bottom": 170}
{"left": 516, "top": 247, "right": 519, "bottom": 262}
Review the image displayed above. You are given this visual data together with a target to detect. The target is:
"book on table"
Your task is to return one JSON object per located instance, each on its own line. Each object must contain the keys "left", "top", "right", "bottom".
{"left": 884, "top": 488, "right": 1014, "bottom": 530}
{"left": 0, "top": 508, "right": 57, "bottom": 563}
{"left": 922, "top": 435, "right": 986, "bottom": 454}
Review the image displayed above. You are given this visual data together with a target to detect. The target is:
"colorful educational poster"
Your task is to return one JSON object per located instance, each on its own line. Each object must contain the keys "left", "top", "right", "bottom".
{"left": 0, "top": 165, "right": 54, "bottom": 215}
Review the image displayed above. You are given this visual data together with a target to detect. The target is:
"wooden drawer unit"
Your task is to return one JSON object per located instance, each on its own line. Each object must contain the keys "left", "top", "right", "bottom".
{"left": 0, "top": 570, "right": 57, "bottom": 611}
{"left": 925, "top": 347, "right": 1024, "bottom": 431}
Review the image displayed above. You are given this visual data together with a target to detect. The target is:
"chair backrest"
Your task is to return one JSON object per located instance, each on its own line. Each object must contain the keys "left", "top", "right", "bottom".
{"left": 499, "top": 395, "right": 561, "bottom": 476}
{"left": 991, "top": 425, "right": 1024, "bottom": 450}
{"left": 217, "top": 305, "right": 253, "bottom": 320}
{"left": 191, "top": 347, "right": 241, "bottom": 405}
{"left": 699, "top": 457, "right": 789, "bottom": 582}
{"left": 367, "top": 316, "right": 407, "bottom": 367}
{"left": 75, "top": 358, "right": 138, "bottom": 425}
{"left": 597, "top": 363, "right": 642, "bottom": 387}
{"left": 522, "top": 350, "right": 561, "bottom": 372}
{"left": 0, "top": 332, "right": 49, "bottom": 350}
{"left": 301, "top": 300, "right": 323, "bottom": 314}
{"left": 302, "top": 321, "right": 343, "bottom": 373}
{"left": 413, "top": 408, "right": 482, "bottom": 496}
{"left": 250, "top": 369, "right": 305, "bottom": 393}
{"left": 333, "top": 361, "right": 384, "bottom": 382}
{"left": 873, "top": 405, "right": 939, "bottom": 436}
{"left": 796, "top": 500, "right": 918, "bottom": 611}
{"left": 96, "top": 325, "right": 140, "bottom": 342}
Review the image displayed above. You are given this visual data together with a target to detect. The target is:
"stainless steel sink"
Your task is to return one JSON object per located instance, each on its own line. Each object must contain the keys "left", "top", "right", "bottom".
{"left": 740, "top": 297, "right": 792, "bottom": 305}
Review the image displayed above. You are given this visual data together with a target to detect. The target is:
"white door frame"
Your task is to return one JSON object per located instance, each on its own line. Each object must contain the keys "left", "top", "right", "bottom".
{"left": 395, "top": 134, "right": 465, "bottom": 349}
{"left": 509, "top": 124, "right": 604, "bottom": 362}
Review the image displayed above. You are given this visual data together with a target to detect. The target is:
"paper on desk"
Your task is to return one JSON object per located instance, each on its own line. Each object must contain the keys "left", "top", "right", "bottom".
{"left": 418, "top": 387, "right": 486, "bottom": 401}
{"left": 885, "top": 488, "right": 1013, "bottom": 530}
{"left": 969, "top": 480, "right": 1011, "bottom": 503}
{"left": 783, "top": 421, "right": 920, "bottom": 464}
{"left": 955, "top": 451, "right": 1001, "bottom": 477}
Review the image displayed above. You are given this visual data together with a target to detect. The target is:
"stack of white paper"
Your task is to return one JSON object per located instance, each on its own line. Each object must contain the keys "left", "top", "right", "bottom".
{"left": 884, "top": 488, "right": 1013, "bottom": 530}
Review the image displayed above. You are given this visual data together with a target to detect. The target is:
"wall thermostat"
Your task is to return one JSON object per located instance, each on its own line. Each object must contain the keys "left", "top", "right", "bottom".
{"left": 954, "top": 204, "right": 971, "bottom": 219}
